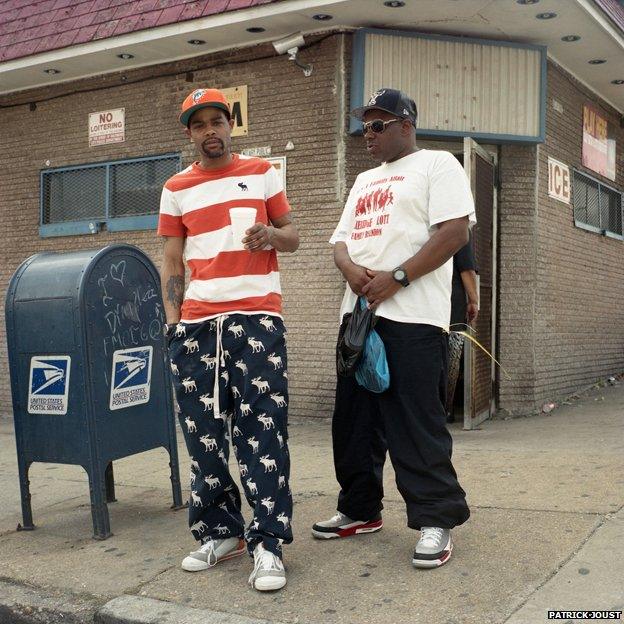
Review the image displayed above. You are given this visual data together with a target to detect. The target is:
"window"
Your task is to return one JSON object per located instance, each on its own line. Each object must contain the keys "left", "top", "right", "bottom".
{"left": 40, "top": 154, "right": 181, "bottom": 237}
{"left": 573, "top": 170, "right": 623, "bottom": 238}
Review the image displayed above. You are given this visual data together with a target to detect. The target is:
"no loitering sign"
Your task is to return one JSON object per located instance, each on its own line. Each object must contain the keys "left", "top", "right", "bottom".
{"left": 89, "top": 108, "right": 125, "bottom": 147}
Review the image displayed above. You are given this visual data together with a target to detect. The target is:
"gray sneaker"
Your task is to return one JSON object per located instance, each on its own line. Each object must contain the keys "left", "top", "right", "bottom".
{"left": 181, "top": 536, "right": 245, "bottom": 571}
{"left": 412, "top": 527, "right": 453, "bottom": 568}
{"left": 248, "top": 543, "right": 286, "bottom": 591}
{"left": 311, "top": 511, "right": 383, "bottom": 539}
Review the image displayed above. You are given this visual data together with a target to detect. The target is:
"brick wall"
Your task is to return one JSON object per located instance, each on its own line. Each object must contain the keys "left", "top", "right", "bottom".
{"left": 3, "top": 37, "right": 623, "bottom": 421}
{"left": 497, "top": 143, "right": 539, "bottom": 414}
{"left": 533, "top": 62, "right": 624, "bottom": 407}
{"left": 0, "top": 33, "right": 349, "bottom": 419}
{"left": 498, "top": 61, "right": 624, "bottom": 415}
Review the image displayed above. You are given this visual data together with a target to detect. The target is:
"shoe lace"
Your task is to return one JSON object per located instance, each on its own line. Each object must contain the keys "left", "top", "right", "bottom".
{"left": 249, "top": 548, "right": 284, "bottom": 583}
{"left": 420, "top": 527, "right": 444, "bottom": 548}
{"left": 330, "top": 512, "right": 347, "bottom": 523}
{"left": 197, "top": 539, "right": 218, "bottom": 567}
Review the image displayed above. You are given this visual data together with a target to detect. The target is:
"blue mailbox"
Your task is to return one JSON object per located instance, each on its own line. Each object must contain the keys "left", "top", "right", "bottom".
{"left": 5, "top": 244, "right": 183, "bottom": 539}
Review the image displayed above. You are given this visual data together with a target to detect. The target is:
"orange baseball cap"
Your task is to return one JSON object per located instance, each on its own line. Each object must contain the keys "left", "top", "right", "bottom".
{"left": 179, "top": 88, "right": 231, "bottom": 126}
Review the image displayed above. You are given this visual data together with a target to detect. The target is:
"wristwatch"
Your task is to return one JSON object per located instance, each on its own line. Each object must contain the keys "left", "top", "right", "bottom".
{"left": 392, "top": 265, "right": 410, "bottom": 287}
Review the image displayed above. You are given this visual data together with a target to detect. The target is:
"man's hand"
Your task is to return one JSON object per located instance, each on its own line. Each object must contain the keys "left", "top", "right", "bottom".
{"left": 243, "top": 223, "right": 274, "bottom": 252}
{"left": 362, "top": 269, "right": 402, "bottom": 309}
{"left": 343, "top": 263, "right": 372, "bottom": 296}
{"left": 466, "top": 301, "right": 479, "bottom": 324}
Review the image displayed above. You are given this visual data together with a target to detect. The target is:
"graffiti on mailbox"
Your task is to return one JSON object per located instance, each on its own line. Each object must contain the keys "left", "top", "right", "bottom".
{"left": 28, "top": 356, "right": 71, "bottom": 415}
{"left": 94, "top": 259, "right": 165, "bottom": 392}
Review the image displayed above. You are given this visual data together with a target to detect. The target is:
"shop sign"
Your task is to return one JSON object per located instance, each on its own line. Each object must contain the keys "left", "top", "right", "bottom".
{"left": 582, "top": 105, "right": 616, "bottom": 181}
{"left": 89, "top": 108, "right": 125, "bottom": 147}
{"left": 548, "top": 157, "right": 570, "bottom": 204}
{"left": 222, "top": 86, "right": 248, "bottom": 137}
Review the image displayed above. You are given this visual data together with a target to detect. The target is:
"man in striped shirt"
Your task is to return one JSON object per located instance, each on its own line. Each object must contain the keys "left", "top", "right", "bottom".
{"left": 158, "top": 88, "right": 299, "bottom": 592}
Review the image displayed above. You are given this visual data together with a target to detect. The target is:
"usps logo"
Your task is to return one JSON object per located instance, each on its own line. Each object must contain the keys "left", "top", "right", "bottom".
{"left": 109, "top": 347, "right": 153, "bottom": 411}
{"left": 28, "top": 356, "right": 71, "bottom": 415}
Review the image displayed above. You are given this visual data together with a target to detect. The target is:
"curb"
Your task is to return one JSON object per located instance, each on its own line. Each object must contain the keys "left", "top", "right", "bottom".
{"left": 0, "top": 581, "right": 276, "bottom": 624}
{"left": 0, "top": 579, "right": 100, "bottom": 624}
{"left": 95, "top": 595, "right": 274, "bottom": 624}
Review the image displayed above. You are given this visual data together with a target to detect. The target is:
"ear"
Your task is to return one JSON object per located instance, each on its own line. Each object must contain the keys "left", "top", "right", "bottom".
{"left": 184, "top": 127, "right": 191, "bottom": 141}
{"left": 228, "top": 117, "right": 235, "bottom": 131}
{"left": 400, "top": 119, "right": 413, "bottom": 136}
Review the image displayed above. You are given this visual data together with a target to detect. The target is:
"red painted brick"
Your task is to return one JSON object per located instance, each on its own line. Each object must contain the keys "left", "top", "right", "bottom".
{"left": 113, "top": 14, "right": 140, "bottom": 35}
{"left": 73, "top": 24, "right": 100, "bottom": 44}
{"left": 53, "top": 28, "right": 78, "bottom": 48}
{"left": 71, "top": 1, "right": 98, "bottom": 18}
{"left": 93, "top": 19, "right": 119, "bottom": 39}
{"left": 202, "top": 0, "right": 229, "bottom": 16}
{"left": 0, "top": 18, "right": 26, "bottom": 36}
{"left": 112, "top": 3, "right": 142, "bottom": 20}
{"left": 72, "top": 11, "right": 96, "bottom": 29}
{"left": 226, "top": 0, "right": 256, "bottom": 10}
{"left": 37, "top": 32, "right": 62, "bottom": 52}
{"left": 154, "top": 0, "right": 182, "bottom": 7}
{"left": 179, "top": 2, "right": 204, "bottom": 21}
{"left": 135, "top": 9, "right": 163, "bottom": 29}
{"left": 52, "top": 0, "right": 76, "bottom": 9}
{"left": 156, "top": 4, "right": 184, "bottom": 24}
{"left": 16, "top": 5, "right": 39, "bottom": 19}
{"left": 92, "top": 8, "right": 117, "bottom": 24}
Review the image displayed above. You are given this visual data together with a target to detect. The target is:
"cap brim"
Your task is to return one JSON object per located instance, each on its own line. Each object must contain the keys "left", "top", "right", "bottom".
{"left": 180, "top": 102, "right": 230, "bottom": 126}
{"left": 351, "top": 105, "right": 411, "bottom": 120}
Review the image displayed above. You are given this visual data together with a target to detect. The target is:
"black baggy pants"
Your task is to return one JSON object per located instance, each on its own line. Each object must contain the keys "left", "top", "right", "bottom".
{"left": 333, "top": 319, "right": 470, "bottom": 530}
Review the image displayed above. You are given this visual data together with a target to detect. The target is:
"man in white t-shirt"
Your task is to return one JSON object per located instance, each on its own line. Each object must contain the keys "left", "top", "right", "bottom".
{"left": 312, "top": 88, "right": 475, "bottom": 569}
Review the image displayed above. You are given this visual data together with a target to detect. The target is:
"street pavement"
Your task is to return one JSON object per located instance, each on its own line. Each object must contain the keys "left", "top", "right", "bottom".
{"left": 0, "top": 380, "right": 622, "bottom": 624}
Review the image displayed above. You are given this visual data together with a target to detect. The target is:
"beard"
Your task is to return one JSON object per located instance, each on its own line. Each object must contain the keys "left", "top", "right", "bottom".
{"left": 201, "top": 138, "right": 226, "bottom": 159}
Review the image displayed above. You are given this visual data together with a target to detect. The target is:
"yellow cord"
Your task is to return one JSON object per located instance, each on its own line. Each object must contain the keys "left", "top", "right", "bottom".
{"left": 446, "top": 325, "right": 511, "bottom": 381}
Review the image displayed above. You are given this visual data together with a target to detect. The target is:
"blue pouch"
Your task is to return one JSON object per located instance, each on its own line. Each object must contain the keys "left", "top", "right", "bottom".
{"left": 355, "top": 300, "right": 390, "bottom": 393}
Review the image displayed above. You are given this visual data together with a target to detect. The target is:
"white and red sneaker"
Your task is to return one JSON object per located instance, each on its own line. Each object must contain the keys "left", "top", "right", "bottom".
{"left": 412, "top": 527, "right": 453, "bottom": 568}
{"left": 311, "top": 511, "right": 383, "bottom": 539}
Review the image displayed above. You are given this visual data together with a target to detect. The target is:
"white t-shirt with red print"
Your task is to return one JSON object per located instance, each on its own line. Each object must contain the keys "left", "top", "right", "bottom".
{"left": 330, "top": 149, "right": 476, "bottom": 330}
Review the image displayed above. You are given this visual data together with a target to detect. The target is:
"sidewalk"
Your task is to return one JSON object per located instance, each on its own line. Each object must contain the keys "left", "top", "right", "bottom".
{"left": 0, "top": 381, "right": 622, "bottom": 624}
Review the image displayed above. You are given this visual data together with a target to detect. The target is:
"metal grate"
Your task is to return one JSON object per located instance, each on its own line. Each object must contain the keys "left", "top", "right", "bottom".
{"left": 573, "top": 170, "right": 623, "bottom": 236}
{"left": 41, "top": 154, "right": 180, "bottom": 225}
{"left": 43, "top": 165, "right": 107, "bottom": 224}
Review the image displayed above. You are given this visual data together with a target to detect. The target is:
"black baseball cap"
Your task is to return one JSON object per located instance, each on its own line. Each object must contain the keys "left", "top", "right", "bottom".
{"left": 351, "top": 88, "right": 417, "bottom": 124}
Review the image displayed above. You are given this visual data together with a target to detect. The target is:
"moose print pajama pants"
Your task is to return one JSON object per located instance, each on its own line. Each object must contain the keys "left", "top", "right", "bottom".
{"left": 168, "top": 313, "right": 292, "bottom": 557}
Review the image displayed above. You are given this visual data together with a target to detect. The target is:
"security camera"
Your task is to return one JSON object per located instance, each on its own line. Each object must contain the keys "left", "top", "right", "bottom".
{"left": 272, "top": 32, "right": 313, "bottom": 76}
{"left": 272, "top": 33, "right": 305, "bottom": 57}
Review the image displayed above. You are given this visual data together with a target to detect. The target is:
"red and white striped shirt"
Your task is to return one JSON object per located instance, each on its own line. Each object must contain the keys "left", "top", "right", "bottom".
{"left": 158, "top": 154, "right": 291, "bottom": 322}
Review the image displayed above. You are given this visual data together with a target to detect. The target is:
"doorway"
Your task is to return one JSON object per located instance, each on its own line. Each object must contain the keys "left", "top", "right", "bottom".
{"left": 461, "top": 138, "right": 497, "bottom": 429}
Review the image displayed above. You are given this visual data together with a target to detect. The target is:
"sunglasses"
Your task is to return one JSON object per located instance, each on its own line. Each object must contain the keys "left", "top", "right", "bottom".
{"left": 362, "top": 118, "right": 400, "bottom": 134}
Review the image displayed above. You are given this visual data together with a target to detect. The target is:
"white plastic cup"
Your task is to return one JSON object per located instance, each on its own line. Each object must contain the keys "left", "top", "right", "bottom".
{"left": 229, "top": 207, "right": 257, "bottom": 250}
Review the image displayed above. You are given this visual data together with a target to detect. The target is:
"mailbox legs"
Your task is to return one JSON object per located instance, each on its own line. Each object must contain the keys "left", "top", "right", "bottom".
{"left": 17, "top": 459, "right": 35, "bottom": 531}
{"left": 105, "top": 462, "right": 117, "bottom": 503}
{"left": 87, "top": 466, "right": 112, "bottom": 540}
{"left": 168, "top": 443, "right": 184, "bottom": 510}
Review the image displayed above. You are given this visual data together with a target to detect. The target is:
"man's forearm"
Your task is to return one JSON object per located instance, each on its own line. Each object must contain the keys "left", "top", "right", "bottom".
{"left": 334, "top": 242, "right": 355, "bottom": 276}
{"left": 161, "top": 260, "right": 185, "bottom": 324}
{"left": 460, "top": 269, "right": 478, "bottom": 304}
{"left": 403, "top": 218, "right": 469, "bottom": 283}
{"left": 269, "top": 223, "right": 299, "bottom": 253}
